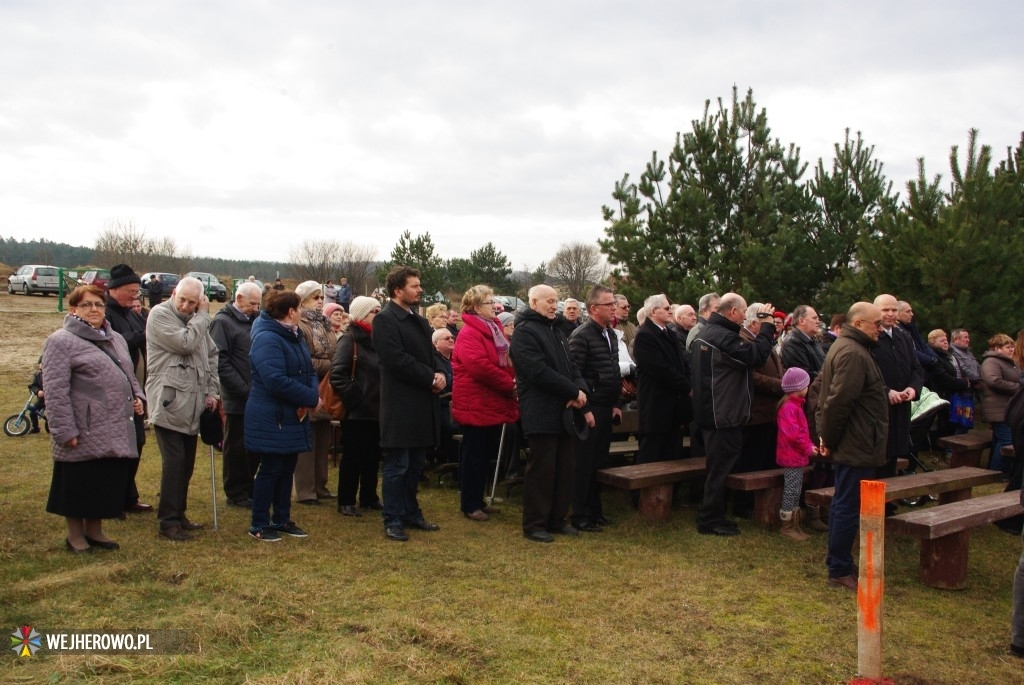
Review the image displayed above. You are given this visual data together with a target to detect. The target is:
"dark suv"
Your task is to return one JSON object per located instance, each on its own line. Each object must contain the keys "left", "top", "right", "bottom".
{"left": 183, "top": 272, "right": 228, "bottom": 302}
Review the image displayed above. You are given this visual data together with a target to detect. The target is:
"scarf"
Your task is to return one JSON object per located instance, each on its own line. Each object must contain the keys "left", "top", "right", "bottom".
{"left": 353, "top": 319, "right": 372, "bottom": 334}
{"left": 301, "top": 307, "right": 331, "bottom": 358}
{"left": 474, "top": 314, "right": 510, "bottom": 367}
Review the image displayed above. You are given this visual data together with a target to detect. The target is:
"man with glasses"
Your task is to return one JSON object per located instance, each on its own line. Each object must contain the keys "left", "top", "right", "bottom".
{"left": 211, "top": 281, "right": 263, "bottom": 508}
{"left": 613, "top": 295, "right": 637, "bottom": 359}
{"left": 817, "top": 302, "right": 888, "bottom": 591}
{"left": 567, "top": 286, "right": 623, "bottom": 532}
{"left": 105, "top": 264, "right": 153, "bottom": 515}
{"left": 691, "top": 293, "right": 776, "bottom": 536}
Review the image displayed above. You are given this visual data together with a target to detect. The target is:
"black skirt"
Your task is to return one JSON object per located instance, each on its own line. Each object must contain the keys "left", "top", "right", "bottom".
{"left": 46, "top": 458, "right": 133, "bottom": 519}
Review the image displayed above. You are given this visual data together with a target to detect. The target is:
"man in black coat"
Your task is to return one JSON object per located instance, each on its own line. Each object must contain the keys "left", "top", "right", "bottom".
{"left": 872, "top": 294, "right": 925, "bottom": 482}
{"left": 511, "top": 284, "right": 588, "bottom": 543}
{"left": 781, "top": 305, "right": 825, "bottom": 380}
{"left": 147, "top": 274, "right": 161, "bottom": 308}
{"left": 633, "top": 293, "right": 691, "bottom": 465}
{"left": 372, "top": 266, "right": 445, "bottom": 542}
{"left": 567, "top": 286, "right": 623, "bottom": 532}
{"left": 105, "top": 263, "right": 153, "bottom": 514}
{"left": 691, "top": 294, "right": 776, "bottom": 536}
{"left": 210, "top": 282, "right": 262, "bottom": 508}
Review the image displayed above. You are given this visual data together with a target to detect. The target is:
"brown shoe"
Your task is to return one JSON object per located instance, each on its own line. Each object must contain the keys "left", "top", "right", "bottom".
{"left": 827, "top": 575, "right": 857, "bottom": 592}
{"left": 159, "top": 526, "right": 192, "bottom": 541}
{"left": 804, "top": 506, "right": 830, "bottom": 532}
{"left": 464, "top": 510, "right": 489, "bottom": 522}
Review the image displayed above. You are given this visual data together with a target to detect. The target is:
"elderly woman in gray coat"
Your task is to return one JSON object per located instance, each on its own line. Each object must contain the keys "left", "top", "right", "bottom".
{"left": 43, "top": 285, "right": 145, "bottom": 553}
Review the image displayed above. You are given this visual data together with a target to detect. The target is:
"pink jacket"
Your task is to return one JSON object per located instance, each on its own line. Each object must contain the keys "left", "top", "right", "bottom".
{"left": 451, "top": 313, "right": 519, "bottom": 427}
{"left": 776, "top": 395, "right": 815, "bottom": 468}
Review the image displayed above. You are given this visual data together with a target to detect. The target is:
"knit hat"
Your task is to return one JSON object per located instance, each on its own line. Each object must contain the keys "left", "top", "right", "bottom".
{"left": 294, "top": 280, "right": 322, "bottom": 303}
{"left": 107, "top": 264, "right": 141, "bottom": 289}
{"left": 349, "top": 296, "right": 379, "bottom": 322}
{"left": 781, "top": 367, "right": 810, "bottom": 393}
{"left": 323, "top": 302, "right": 343, "bottom": 319}
{"left": 497, "top": 312, "right": 515, "bottom": 327}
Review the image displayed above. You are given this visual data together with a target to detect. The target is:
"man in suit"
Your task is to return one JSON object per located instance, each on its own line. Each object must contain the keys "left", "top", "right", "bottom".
{"left": 372, "top": 266, "right": 445, "bottom": 542}
{"left": 633, "top": 293, "right": 691, "bottom": 465}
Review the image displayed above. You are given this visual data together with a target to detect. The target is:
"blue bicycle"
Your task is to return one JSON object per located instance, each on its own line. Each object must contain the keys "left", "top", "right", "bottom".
{"left": 4, "top": 394, "right": 47, "bottom": 437}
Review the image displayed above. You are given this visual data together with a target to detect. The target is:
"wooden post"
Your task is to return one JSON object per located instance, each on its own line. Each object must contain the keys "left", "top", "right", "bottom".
{"left": 638, "top": 484, "right": 673, "bottom": 521}
{"left": 857, "top": 480, "right": 886, "bottom": 680}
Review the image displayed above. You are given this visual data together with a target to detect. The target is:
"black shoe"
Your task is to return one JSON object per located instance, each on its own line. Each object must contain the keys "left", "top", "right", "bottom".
{"left": 524, "top": 530, "right": 554, "bottom": 543}
{"left": 1011, "top": 643, "right": 1024, "bottom": 658}
{"left": 297, "top": 499, "right": 320, "bottom": 506}
{"left": 595, "top": 516, "right": 615, "bottom": 526}
{"left": 180, "top": 519, "right": 204, "bottom": 531}
{"left": 28, "top": 427, "right": 40, "bottom": 434}
{"left": 361, "top": 501, "right": 383, "bottom": 510}
{"left": 84, "top": 536, "right": 120, "bottom": 550}
{"left": 228, "top": 498, "right": 253, "bottom": 509}
{"left": 720, "top": 519, "right": 739, "bottom": 531}
{"left": 551, "top": 524, "right": 580, "bottom": 536}
{"left": 573, "top": 521, "right": 603, "bottom": 532}
{"left": 338, "top": 505, "right": 362, "bottom": 517}
{"left": 385, "top": 526, "right": 409, "bottom": 542}
{"left": 698, "top": 524, "right": 741, "bottom": 537}
{"left": 405, "top": 519, "right": 440, "bottom": 531}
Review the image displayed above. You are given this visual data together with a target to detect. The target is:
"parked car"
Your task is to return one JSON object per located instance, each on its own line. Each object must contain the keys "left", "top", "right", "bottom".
{"left": 8, "top": 265, "right": 61, "bottom": 296}
{"left": 140, "top": 272, "right": 181, "bottom": 304}
{"left": 493, "top": 295, "right": 528, "bottom": 314}
{"left": 183, "top": 271, "right": 228, "bottom": 302}
{"left": 80, "top": 269, "right": 112, "bottom": 290}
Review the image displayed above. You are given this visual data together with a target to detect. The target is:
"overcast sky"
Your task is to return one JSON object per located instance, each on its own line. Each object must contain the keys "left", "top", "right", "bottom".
{"left": 1, "top": 1, "right": 1021, "bottom": 272}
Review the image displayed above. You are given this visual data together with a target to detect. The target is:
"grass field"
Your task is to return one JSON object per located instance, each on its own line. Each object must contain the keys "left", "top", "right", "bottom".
{"left": 1, "top": 290, "right": 1023, "bottom": 684}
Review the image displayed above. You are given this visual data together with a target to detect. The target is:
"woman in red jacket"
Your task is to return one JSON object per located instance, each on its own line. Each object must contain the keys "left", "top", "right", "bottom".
{"left": 452, "top": 285, "right": 519, "bottom": 521}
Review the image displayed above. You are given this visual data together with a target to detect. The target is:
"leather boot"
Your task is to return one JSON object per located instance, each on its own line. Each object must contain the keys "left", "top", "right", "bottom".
{"left": 804, "top": 505, "right": 829, "bottom": 532}
{"left": 779, "top": 510, "right": 809, "bottom": 541}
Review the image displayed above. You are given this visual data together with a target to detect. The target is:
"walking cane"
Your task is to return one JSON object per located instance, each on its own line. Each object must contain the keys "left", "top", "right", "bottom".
{"left": 488, "top": 423, "right": 507, "bottom": 506}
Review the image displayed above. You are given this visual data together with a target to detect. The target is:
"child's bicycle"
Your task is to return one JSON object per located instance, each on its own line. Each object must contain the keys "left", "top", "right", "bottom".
{"left": 4, "top": 394, "right": 47, "bottom": 437}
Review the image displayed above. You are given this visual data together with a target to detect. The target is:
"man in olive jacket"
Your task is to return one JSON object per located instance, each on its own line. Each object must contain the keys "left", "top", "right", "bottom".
{"left": 372, "top": 266, "right": 445, "bottom": 542}
{"left": 816, "top": 302, "right": 889, "bottom": 591}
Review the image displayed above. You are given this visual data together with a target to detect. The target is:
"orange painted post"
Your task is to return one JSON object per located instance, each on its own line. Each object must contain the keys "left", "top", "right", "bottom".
{"left": 857, "top": 480, "right": 886, "bottom": 680}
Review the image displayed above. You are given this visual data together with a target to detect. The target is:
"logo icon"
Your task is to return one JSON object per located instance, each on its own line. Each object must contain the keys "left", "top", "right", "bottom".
{"left": 11, "top": 626, "right": 42, "bottom": 657}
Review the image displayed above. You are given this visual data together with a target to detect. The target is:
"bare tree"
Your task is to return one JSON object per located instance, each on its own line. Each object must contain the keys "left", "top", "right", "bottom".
{"left": 289, "top": 239, "right": 343, "bottom": 283}
{"left": 337, "top": 242, "right": 378, "bottom": 296}
{"left": 93, "top": 219, "right": 185, "bottom": 273}
{"left": 547, "top": 242, "right": 608, "bottom": 300}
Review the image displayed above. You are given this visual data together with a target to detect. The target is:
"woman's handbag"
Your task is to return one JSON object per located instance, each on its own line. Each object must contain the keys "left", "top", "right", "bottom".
{"left": 314, "top": 341, "right": 357, "bottom": 421}
{"left": 949, "top": 391, "right": 975, "bottom": 428}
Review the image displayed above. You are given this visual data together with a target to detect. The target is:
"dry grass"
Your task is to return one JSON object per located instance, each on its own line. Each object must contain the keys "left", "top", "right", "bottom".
{"left": 1, "top": 291, "right": 1023, "bottom": 684}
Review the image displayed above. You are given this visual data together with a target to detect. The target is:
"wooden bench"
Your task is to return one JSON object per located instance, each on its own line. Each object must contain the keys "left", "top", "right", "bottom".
{"left": 888, "top": 490, "right": 1024, "bottom": 589}
{"left": 937, "top": 430, "right": 993, "bottom": 468}
{"left": 804, "top": 467, "right": 1002, "bottom": 508}
{"left": 597, "top": 458, "right": 706, "bottom": 521}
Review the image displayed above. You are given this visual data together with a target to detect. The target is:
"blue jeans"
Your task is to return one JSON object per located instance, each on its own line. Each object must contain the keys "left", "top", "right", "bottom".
{"left": 250, "top": 452, "right": 298, "bottom": 530}
{"left": 827, "top": 465, "right": 876, "bottom": 579}
{"left": 382, "top": 448, "right": 427, "bottom": 528}
{"left": 990, "top": 422, "right": 1013, "bottom": 474}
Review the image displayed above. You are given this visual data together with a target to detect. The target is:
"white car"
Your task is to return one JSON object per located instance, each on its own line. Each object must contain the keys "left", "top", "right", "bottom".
{"left": 8, "top": 265, "right": 61, "bottom": 296}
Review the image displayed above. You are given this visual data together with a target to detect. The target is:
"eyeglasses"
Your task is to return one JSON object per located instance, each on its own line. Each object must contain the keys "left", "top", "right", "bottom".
{"left": 76, "top": 302, "right": 105, "bottom": 309}
{"left": 480, "top": 301, "right": 494, "bottom": 306}
{"left": 595, "top": 302, "right": 616, "bottom": 308}
{"left": 312, "top": 295, "right": 324, "bottom": 300}
{"left": 370, "top": 308, "right": 381, "bottom": 314}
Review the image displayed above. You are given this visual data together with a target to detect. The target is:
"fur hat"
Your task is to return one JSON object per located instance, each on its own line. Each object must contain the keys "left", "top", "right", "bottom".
{"left": 781, "top": 367, "right": 811, "bottom": 394}
{"left": 107, "top": 264, "right": 141, "bottom": 289}
{"left": 323, "top": 302, "right": 343, "bottom": 319}
{"left": 349, "top": 296, "right": 380, "bottom": 322}
{"left": 294, "top": 280, "right": 322, "bottom": 303}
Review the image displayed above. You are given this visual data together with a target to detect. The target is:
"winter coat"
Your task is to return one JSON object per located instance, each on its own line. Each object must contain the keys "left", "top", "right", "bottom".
{"left": 42, "top": 316, "right": 144, "bottom": 463}
{"left": 373, "top": 300, "right": 442, "bottom": 449}
{"left": 741, "top": 327, "right": 785, "bottom": 426}
{"left": 925, "top": 346, "right": 970, "bottom": 400}
{"left": 568, "top": 319, "right": 624, "bottom": 409}
{"left": 872, "top": 326, "right": 924, "bottom": 457}
{"left": 244, "top": 310, "right": 319, "bottom": 454}
{"left": 209, "top": 303, "right": 255, "bottom": 415}
{"left": 337, "top": 283, "right": 353, "bottom": 307}
{"left": 980, "top": 351, "right": 1021, "bottom": 423}
{"left": 451, "top": 313, "right": 518, "bottom": 427}
{"left": 780, "top": 328, "right": 825, "bottom": 380}
{"left": 950, "top": 345, "right": 982, "bottom": 381}
{"left": 297, "top": 311, "right": 337, "bottom": 380}
{"left": 634, "top": 319, "right": 691, "bottom": 435}
{"left": 691, "top": 312, "right": 775, "bottom": 430}
{"left": 614, "top": 320, "right": 637, "bottom": 359}
{"left": 816, "top": 324, "right": 888, "bottom": 469}
{"left": 510, "top": 308, "right": 587, "bottom": 436}
{"left": 553, "top": 314, "right": 578, "bottom": 341}
{"left": 776, "top": 395, "right": 815, "bottom": 468}
{"left": 330, "top": 322, "right": 380, "bottom": 422}
{"left": 898, "top": 320, "right": 939, "bottom": 368}
{"left": 145, "top": 300, "right": 219, "bottom": 435}
{"left": 105, "top": 294, "right": 147, "bottom": 368}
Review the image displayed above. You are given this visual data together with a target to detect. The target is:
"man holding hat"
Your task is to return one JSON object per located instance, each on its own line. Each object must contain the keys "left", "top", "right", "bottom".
{"left": 105, "top": 264, "right": 153, "bottom": 514}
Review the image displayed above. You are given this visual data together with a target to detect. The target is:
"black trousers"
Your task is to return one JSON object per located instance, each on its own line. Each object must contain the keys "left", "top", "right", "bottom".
{"left": 698, "top": 426, "right": 743, "bottom": 528}
{"left": 155, "top": 426, "right": 198, "bottom": 529}
{"left": 637, "top": 426, "right": 682, "bottom": 465}
{"left": 222, "top": 413, "right": 260, "bottom": 503}
{"left": 572, "top": 404, "right": 612, "bottom": 525}
{"left": 338, "top": 419, "right": 382, "bottom": 507}
{"left": 123, "top": 413, "right": 146, "bottom": 508}
{"left": 522, "top": 433, "right": 574, "bottom": 534}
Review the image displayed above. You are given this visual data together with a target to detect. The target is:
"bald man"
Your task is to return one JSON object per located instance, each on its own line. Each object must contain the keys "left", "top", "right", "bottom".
{"left": 817, "top": 302, "right": 889, "bottom": 590}
{"left": 510, "top": 284, "right": 589, "bottom": 543}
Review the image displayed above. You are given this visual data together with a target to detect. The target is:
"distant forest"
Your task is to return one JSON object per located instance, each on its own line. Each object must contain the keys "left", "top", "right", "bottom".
{"left": 0, "top": 236, "right": 293, "bottom": 282}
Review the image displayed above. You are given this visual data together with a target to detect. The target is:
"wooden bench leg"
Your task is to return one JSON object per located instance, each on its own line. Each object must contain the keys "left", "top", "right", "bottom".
{"left": 938, "top": 487, "right": 970, "bottom": 506}
{"left": 919, "top": 531, "right": 970, "bottom": 590}
{"left": 638, "top": 484, "right": 673, "bottom": 521}
{"left": 752, "top": 486, "right": 783, "bottom": 529}
{"left": 950, "top": 448, "right": 983, "bottom": 469}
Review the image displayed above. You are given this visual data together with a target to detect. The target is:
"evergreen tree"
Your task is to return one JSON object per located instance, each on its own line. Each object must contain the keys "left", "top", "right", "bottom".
{"left": 376, "top": 230, "right": 445, "bottom": 295}
{"left": 468, "top": 242, "right": 513, "bottom": 293}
